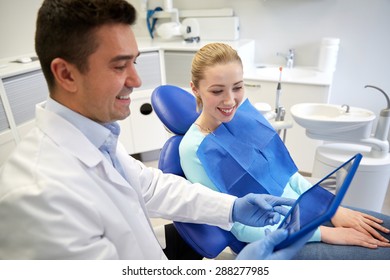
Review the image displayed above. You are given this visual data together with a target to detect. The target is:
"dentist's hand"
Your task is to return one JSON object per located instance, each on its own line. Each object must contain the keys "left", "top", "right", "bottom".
{"left": 236, "top": 229, "right": 314, "bottom": 260}
{"left": 232, "top": 193, "right": 295, "bottom": 227}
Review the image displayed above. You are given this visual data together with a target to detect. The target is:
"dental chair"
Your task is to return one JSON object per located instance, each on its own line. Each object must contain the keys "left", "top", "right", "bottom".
{"left": 151, "top": 85, "right": 246, "bottom": 259}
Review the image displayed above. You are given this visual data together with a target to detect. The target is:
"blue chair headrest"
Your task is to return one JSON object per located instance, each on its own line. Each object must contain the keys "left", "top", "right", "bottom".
{"left": 158, "top": 135, "right": 185, "bottom": 177}
{"left": 151, "top": 85, "right": 199, "bottom": 135}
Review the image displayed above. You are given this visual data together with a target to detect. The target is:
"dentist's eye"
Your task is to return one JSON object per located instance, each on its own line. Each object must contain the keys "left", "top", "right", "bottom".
{"left": 115, "top": 65, "right": 126, "bottom": 71}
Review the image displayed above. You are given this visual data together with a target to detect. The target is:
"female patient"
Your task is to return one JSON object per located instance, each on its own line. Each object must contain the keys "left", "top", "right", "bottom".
{"left": 179, "top": 42, "right": 390, "bottom": 259}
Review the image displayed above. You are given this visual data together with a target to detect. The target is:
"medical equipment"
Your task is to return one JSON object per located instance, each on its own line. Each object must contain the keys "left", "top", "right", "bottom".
{"left": 311, "top": 86, "right": 390, "bottom": 212}
{"left": 156, "top": 18, "right": 200, "bottom": 41}
{"left": 146, "top": 1, "right": 200, "bottom": 41}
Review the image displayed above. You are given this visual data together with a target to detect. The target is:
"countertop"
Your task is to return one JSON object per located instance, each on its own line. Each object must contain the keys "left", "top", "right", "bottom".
{"left": 0, "top": 37, "right": 253, "bottom": 79}
{"left": 0, "top": 38, "right": 332, "bottom": 86}
{"left": 136, "top": 37, "right": 255, "bottom": 52}
{"left": 244, "top": 65, "right": 333, "bottom": 86}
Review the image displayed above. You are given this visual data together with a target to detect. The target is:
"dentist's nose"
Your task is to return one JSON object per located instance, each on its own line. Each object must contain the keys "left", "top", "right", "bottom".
{"left": 126, "top": 66, "right": 142, "bottom": 88}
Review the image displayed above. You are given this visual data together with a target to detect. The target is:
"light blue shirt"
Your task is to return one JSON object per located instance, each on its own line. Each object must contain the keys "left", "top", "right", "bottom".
{"left": 179, "top": 123, "right": 321, "bottom": 243}
{"left": 45, "top": 97, "right": 121, "bottom": 171}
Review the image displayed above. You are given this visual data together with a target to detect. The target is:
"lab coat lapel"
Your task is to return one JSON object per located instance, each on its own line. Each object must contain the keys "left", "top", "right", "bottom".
{"left": 35, "top": 103, "right": 131, "bottom": 189}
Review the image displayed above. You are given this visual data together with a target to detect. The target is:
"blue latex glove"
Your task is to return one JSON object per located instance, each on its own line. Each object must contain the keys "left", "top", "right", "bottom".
{"left": 236, "top": 229, "right": 314, "bottom": 260}
{"left": 232, "top": 193, "right": 295, "bottom": 227}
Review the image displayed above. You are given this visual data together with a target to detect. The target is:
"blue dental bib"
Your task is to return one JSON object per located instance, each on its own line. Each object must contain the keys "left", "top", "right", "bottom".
{"left": 197, "top": 99, "right": 297, "bottom": 197}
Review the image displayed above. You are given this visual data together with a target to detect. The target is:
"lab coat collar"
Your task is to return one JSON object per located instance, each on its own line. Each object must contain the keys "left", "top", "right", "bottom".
{"left": 35, "top": 102, "right": 130, "bottom": 188}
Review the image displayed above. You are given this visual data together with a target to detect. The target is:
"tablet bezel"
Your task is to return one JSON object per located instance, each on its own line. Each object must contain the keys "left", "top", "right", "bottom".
{"left": 274, "top": 153, "right": 362, "bottom": 250}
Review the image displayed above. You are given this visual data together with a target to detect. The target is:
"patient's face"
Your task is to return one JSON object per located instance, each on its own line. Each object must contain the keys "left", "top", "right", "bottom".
{"left": 196, "top": 61, "right": 244, "bottom": 129}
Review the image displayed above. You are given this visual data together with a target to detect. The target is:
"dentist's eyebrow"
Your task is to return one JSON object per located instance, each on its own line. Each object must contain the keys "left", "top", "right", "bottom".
{"left": 110, "top": 52, "right": 141, "bottom": 62}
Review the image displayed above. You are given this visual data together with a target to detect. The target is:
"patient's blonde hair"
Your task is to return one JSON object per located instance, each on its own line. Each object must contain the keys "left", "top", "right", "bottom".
{"left": 191, "top": 43, "right": 243, "bottom": 111}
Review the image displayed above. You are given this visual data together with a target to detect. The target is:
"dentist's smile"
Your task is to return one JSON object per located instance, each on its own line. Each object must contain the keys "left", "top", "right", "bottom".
{"left": 116, "top": 94, "right": 130, "bottom": 100}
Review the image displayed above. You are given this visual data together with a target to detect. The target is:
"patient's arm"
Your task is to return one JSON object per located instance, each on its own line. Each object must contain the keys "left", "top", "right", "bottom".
{"left": 331, "top": 206, "right": 390, "bottom": 242}
{"left": 320, "top": 226, "right": 390, "bottom": 248}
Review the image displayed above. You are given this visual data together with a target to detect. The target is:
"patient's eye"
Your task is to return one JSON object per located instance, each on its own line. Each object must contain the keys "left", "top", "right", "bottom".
{"left": 212, "top": 89, "right": 223, "bottom": 94}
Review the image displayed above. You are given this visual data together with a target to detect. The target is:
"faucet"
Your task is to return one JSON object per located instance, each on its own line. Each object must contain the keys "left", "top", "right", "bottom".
{"left": 277, "top": 49, "right": 294, "bottom": 68}
{"left": 357, "top": 85, "right": 390, "bottom": 158}
{"left": 365, "top": 85, "right": 390, "bottom": 142}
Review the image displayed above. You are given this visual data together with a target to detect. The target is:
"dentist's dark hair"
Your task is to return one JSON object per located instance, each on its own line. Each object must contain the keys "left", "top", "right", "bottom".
{"left": 35, "top": 0, "right": 137, "bottom": 91}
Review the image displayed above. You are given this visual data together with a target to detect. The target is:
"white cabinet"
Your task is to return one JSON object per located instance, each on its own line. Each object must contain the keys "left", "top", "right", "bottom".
{"left": 0, "top": 67, "right": 49, "bottom": 165}
{"left": 164, "top": 51, "right": 193, "bottom": 88}
{"left": 162, "top": 40, "right": 255, "bottom": 87}
{"left": 118, "top": 50, "right": 170, "bottom": 154}
{"left": 122, "top": 90, "right": 170, "bottom": 154}
{"left": 244, "top": 79, "right": 330, "bottom": 173}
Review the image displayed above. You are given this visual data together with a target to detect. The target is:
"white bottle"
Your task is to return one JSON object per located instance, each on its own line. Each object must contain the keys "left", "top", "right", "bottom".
{"left": 317, "top": 37, "right": 340, "bottom": 73}
{"left": 164, "top": 0, "right": 173, "bottom": 11}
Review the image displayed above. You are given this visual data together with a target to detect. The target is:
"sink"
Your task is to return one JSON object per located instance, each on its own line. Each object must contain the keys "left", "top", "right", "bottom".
{"left": 256, "top": 67, "right": 318, "bottom": 80}
{"left": 290, "top": 103, "right": 376, "bottom": 140}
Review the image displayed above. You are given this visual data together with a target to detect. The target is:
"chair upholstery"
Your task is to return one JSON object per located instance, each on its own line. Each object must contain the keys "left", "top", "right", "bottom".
{"left": 151, "top": 85, "right": 246, "bottom": 259}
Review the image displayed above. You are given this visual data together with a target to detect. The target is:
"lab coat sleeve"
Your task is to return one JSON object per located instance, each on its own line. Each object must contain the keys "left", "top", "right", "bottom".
{"left": 0, "top": 178, "right": 119, "bottom": 260}
{"left": 134, "top": 160, "right": 236, "bottom": 231}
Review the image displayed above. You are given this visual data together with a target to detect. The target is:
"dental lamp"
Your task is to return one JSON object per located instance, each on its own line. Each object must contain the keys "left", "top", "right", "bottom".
{"left": 156, "top": 18, "right": 200, "bottom": 41}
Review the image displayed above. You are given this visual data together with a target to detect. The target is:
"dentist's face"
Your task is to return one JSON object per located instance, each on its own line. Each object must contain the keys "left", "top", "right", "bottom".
{"left": 194, "top": 62, "right": 244, "bottom": 128}
{"left": 71, "top": 23, "right": 142, "bottom": 123}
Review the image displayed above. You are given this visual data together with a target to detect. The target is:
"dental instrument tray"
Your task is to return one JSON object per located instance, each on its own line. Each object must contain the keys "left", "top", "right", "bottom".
{"left": 274, "top": 153, "right": 362, "bottom": 250}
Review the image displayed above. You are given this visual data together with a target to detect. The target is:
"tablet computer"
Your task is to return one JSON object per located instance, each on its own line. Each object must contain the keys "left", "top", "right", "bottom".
{"left": 274, "top": 153, "right": 362, "bottom": 250}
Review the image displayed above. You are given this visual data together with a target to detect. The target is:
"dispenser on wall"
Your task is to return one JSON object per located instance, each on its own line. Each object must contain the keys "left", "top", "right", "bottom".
{"left": 317, "top": 37, "right": 340, "bottom": 73}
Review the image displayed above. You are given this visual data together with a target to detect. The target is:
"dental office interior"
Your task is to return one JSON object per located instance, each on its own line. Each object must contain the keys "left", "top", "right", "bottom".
{"left": 1, "top": 0, "right": 390, "bottom": 257}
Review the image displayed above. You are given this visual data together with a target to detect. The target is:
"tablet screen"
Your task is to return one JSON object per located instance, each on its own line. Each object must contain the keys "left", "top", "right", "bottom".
{"left": 275, "top": 156, "right": 357, "bottom": 249}
{"left": 278, "top": 184, "right": 335, "bottom": 234}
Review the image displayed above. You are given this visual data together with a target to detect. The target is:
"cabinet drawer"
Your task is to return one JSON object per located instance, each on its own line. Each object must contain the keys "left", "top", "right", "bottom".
{"left": 0, "top": 93, "right": 9, "bottom": 133}
{"left": 3, "top": 70, "right": 48, "bottom": 126}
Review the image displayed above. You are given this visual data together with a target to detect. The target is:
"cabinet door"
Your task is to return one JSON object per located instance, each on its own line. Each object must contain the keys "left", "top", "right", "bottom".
{"left": 244, "top": 80, "right": 276, "bottom": 107}
{"left": 3, "top": 70, "right": 48, "bottom": 133}
{"left": 119, "top": 51, "right": 169, "bottom": 154}
{"left": 0, "top": 69, "right": 48, "bottom": 164}
{"left": 0, "top": 94, "right": 15, "bottom": 164}
{"left": 128, "top": 90, "right": 170, "bottom": 154}
{"left": 164, "top": 51, "right": 193, "bottom": 88}
{"left": 136, "top": 51, "right": 162, "bottom": 90}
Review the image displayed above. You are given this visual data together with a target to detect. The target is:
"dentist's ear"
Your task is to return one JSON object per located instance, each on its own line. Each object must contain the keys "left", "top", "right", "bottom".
{"left": 51, "top": 58, "right": 78, "bottom": 93}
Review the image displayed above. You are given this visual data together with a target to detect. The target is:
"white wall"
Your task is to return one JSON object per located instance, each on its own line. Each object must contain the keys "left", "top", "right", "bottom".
{"left": 130, "top": 0, "right": 390, "bottom": 140}
{"left": 1, "top": 0, "right": 389, "bottom": 139}
{"left": 0, "top": 0, "right": 42, "bottom": 58}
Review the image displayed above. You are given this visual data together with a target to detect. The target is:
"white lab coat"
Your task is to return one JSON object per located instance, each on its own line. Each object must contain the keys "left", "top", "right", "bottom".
{"left": 0, "top": 102, "right": 235, "bottom": 259}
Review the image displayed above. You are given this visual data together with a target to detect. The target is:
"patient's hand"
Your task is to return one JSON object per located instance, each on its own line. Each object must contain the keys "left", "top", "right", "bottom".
{"left": 331, "top": 207, "right": 390, "bottom": 243}
{"left": 320, "top": 226, "right": 390, "bottom": 248}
